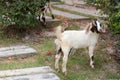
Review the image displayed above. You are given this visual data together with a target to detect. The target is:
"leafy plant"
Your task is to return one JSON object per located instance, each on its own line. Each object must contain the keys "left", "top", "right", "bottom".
{"left": 85, "top": 0, "right": 120, "bottom": 34}
{"left": 0, "top": 0, "right": 47, "bottom": 27}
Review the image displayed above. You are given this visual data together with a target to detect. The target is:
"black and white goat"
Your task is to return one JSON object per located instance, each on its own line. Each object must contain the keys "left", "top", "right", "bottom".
{"left": 54, "top": 20, "right": 105, "bottom": 75}
{"left": 39, "top": 0, "right": 54, "bottom": 24}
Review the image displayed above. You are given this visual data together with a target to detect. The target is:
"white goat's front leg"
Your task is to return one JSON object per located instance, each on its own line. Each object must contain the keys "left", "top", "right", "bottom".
{"left": 48, "top": 0, "right": 55, "bottom": 19}
{"left": 62, "top": 46, "right": 70, "bottom": 75}
{"left": 88, "top": 46, "right": 95, "bottom": 69}
{"left": 62, "top": 54, "right": 69, "bottom": 75}
{"left": 40, "top": 6, "right": 47, "bottom": 24}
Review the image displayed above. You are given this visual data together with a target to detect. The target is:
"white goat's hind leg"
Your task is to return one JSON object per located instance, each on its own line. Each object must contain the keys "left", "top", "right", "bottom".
{"left": 62, "top": 47, "right": 70, "bottom": 75}
{"left": 55, "top": 52, "right": 61, "bottom": 72}
{"left": 39, "top": 11, "right": 43, "bottom": 22}
{"left": 55, "top": 39, "right": 61, "bottom": 71}
{"left": 88, "top": 46, "right": 95, "bottom": 69}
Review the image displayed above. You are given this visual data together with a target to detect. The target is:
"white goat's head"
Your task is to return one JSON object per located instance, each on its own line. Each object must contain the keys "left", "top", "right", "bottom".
{"left": 91, "top": 19, "right": 105, "bottom": 33}
{"left": 86, "top": 19, "right": 106, "bottom": 34}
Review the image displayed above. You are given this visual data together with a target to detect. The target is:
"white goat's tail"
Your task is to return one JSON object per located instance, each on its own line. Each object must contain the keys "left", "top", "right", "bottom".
{"left": 56, "top": 26, "right": 63, "bottom": 40}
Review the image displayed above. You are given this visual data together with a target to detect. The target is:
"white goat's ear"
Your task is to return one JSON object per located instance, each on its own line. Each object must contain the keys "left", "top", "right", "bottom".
{"left": 92, "top": 19, "right": 97, "bottom": 26}
{"left": 86, "top": 23, "right": 92, "bottom": 33}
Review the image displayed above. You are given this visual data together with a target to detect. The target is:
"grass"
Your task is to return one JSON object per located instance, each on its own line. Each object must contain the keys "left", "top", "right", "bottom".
{"left": 0, "top": 25, "right": 119, "bottom": 80}
{"left": 0, "top": 37, "right": 54, "bottom": 70}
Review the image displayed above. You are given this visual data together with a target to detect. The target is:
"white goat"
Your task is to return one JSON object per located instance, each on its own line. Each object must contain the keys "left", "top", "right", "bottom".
{"left": 54, "top": 20, "right": 105, "bottom": 75}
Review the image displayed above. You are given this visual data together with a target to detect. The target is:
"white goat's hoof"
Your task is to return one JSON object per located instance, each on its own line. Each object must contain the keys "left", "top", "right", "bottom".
{"left": 91, "top": 65, "right": 95, "bottom": 69}
{"left": 56, "top": 69, "right": 60, "bottom": 72}
{"left": 55, "top": 67, "right": 60, "bottom": 72}
{"left": 62, "top": 71, "right": 67, "bottom": 76}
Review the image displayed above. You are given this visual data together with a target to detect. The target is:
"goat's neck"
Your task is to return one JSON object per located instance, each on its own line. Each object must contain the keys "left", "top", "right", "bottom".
{"left": 89, "top": 31, "right": 99, "bottom": 39}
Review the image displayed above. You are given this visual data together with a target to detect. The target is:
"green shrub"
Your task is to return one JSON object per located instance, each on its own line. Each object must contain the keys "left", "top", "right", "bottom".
{"left": 0, "top": 0, "right": 47, "bottom": 27}
{"left": 85, "top": 0, "right": 120, "bottom": 34}
{"left": 109, "top": 11, "right": 120, "bottom": 34}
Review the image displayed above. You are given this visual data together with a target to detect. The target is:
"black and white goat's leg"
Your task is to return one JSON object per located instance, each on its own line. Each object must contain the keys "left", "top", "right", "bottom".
{"left": 42, "top": 12, "right": 46, "bottom": 24}
{"left": 39, "top": 8, "right": 44, "bottom": 22}
{"left": 88, "top": 46, "right": 95, "bottom": 69}
{"left": 48, "top": 1, "right": 55, "bottom": 19}
{"left": 39, "top": 7, "right": 47, "bottom": 25}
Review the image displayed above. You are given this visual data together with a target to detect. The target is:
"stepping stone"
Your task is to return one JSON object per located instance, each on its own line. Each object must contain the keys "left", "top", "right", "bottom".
{"left": 36, "top": 16, "right": 60, "bottom": 22}
{"left": 60, "top": 0, "right": 86, "bottom": 5}
{"left": 0, "top": 45, "right": 37, "bottom": 58}
{"left": 0, "top": 66, "right": 60, "bottom": 80}
{"left": 45, "top": 16, "right": 60, "bottom": 22}
{"left": 48, "top": 9, "right": 88, "bottom": 19}
{"left": 51, "top": 2, "right": 60, "bottom": 5}
{"left": 53, "top": 4, "right": 107, "bottom": 17}
{"left": 0, "top": 66, "right": 52, "bottom": 77}
{"left": 0, "top": 73, "right": 59, "bottom": 80}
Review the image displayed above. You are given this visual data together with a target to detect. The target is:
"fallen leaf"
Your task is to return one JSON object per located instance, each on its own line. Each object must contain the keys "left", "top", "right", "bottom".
{"left": 47, "top": 50, "right": 51, "bottom": 55}
{"left": 56, "top": 16, "right": 61, "bottom": 19}
{"left": 36, "top": 32, "right": 40, "bottom": 35}
{"left": 107, "top": 40, "right": 113, "bottom": 45}
{"left": 8, "top": 57, "right": 12, "bottom": 61}
{"left": 106, "top": 46, "right": 114, "bottom": 54}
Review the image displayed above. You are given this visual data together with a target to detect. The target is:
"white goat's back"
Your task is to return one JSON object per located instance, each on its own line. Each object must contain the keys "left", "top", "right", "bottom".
{"left": 61, "top": 30, "right": 99, "bottom": 48}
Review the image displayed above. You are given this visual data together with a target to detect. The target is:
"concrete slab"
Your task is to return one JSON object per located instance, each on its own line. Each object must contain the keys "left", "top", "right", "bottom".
{"left": 48, "top": 9, "right": 88, "bottom": 19}
{"left": 45, "top": 17, "right": 60, "bottom": 22}
{"left": 51, "top": 2, "right": 61, "bottom": 5}
{"left": 60, "top": 0, "right": 86, "bottom": 5}
{"left": 0, "top": 45, "right": 37, "bottom": 58}
{"left": 53, "top": 4, "right": 106, "bottom": 17}
{"left": 0, "top": 73, "right": 60, "bottom": 80}
{"left": 0, "top": 66, "right": 53, "bottom": 77}
{"left": 37, "top": 16, "right": 60, "bottom": 22}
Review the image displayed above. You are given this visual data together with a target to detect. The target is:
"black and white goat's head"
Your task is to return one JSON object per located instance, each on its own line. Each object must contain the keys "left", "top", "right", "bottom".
{"left": 86, "top": 19, "right": 106, "bottom": 33}
{"left": 92, "top": 19, "right": 106, "bottom": 33}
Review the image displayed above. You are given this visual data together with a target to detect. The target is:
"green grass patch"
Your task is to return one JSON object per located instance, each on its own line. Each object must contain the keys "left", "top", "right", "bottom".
{"left": 0, "top": 32, "right": 20, "bottom": 46}
{"left": 0, "top": 38, "right": 55, "bottom": 70}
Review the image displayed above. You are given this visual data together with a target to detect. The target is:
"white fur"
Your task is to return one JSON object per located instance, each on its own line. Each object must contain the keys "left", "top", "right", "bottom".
{"left": 61, "top": 30, "right": 99, "bottom": 48}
